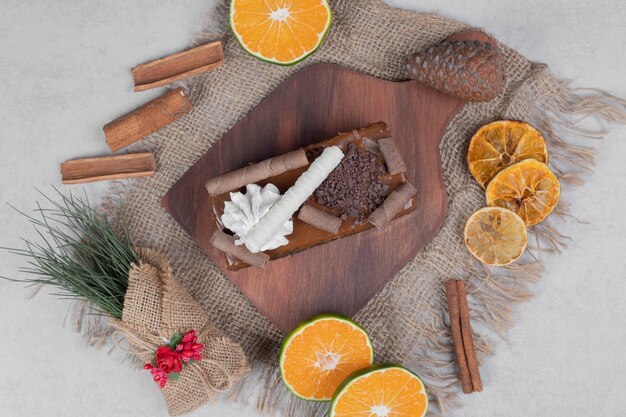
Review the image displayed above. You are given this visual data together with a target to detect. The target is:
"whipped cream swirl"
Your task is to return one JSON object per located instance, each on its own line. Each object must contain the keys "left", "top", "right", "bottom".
{"left": 220, "top": 183, "right": 292, "bottom": 252}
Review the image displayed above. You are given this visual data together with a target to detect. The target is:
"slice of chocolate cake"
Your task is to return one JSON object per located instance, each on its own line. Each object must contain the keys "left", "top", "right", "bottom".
{"left": 207, "top": 122, "right": 416, "bottom": 270}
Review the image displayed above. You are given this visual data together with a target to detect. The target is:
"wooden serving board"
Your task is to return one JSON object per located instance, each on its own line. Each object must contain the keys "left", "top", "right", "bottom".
{"left": 163, "top": 52, "right": 471, "bottom": 332}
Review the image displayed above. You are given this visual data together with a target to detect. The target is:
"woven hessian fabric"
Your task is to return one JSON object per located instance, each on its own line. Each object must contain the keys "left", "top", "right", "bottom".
{"left": 112, "top": 248, "right": 250, "bottom": 415}
{"left": 103, "top": 0, "right": 626, "bottom": 414}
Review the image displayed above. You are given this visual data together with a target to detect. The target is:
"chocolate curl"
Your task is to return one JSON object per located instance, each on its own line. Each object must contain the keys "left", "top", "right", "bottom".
{"left": 379, "top": 138, "right": 406, "bottom": 175}
{"left": 363, "top": 138, "right": 382, "bottom": 155}
{"left": 210, "top": 229, "right": 269, "bottom": 268}
{"left": 298, "top": 204, "right": 342, "bottom": 234}
{"left": 205, "top": 150, "right": 309, "bottom": 196}
{"left": 368, "top": 182, "right": 416, "bottom": 227}
{"left": 240, "top": 146, "right": 344, "bottom": 253}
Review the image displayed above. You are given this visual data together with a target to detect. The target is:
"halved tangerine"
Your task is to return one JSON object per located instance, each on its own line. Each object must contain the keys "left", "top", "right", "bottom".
{"left": 230, "top": 0, "right": 332, "bottom": 65}
{"left": 486, "top": 159, "right": 560, "bottom": 226}
{"left": 330, "top": 364, "right": 428, "bottom": 417}
{"left": 464, "top": 207, "right": 528, "bottom": 266}
{"left": 468, "top": 120, "right": 548, "bottom": 187}
{"left": 279, "top": 314, "right": 373, "bottom": 401}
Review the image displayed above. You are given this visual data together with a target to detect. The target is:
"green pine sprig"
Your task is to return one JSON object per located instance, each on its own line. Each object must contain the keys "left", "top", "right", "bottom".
{"left": 1, "top": 188, "right": 139, "bottom": 319}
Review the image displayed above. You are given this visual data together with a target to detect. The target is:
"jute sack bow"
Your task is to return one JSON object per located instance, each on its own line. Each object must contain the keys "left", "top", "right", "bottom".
{"left": 112, "top": 248, "right": 250, "bottom": 416}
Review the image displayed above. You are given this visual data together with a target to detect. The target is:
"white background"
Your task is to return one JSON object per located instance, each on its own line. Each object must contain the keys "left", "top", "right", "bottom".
{"left": 1, "top": 1, "right": 625, "bottom": 416}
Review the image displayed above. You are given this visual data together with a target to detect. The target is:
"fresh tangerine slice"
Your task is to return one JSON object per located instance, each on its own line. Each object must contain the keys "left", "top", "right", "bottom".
{"left": 230, "top": 0, "right": 332, "bottom": 65}
{"left": 330, "top": 364, "right": 428, "bottom": 417}
{"left": 464, "top": 207, "right": 528, "bottom": 266}
{"left": 279, "top": 314, "right": 373, "bottom": 401}
{"left": 486, "top": 159, "right": 560, "bottom": 226}
{"left": 468, "top": 120, "right": 548, "bottom": 187}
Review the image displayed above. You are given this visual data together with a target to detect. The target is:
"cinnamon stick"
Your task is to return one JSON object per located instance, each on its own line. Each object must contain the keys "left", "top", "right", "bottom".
{"left": 456, "top": 280, "right": 483, "bottom": 392}
{"left": 60, "top": 153, "right": 155, "bottom": 184}
{"left": 205, "top": 149, "right": 309, "bottom": 196}
{"left": 103, "top": 88, "right": 192, "bottom": 152}
{"left": 298, "top": 204, "right": 342, "bottom": 234}
{"left": 210, "top": 229, "right": 269, "bottom": 268}
{"left": 444, "top": 280, "right": 473, "bottom": 394}
{"left": 132, "top": 41, "right": 224, "bottom": 92}
{"left": 378, "top": 138, "right": 406, "bottom": 175}
{"left": 368, "top": 182, "right": 416, "bottom": 227}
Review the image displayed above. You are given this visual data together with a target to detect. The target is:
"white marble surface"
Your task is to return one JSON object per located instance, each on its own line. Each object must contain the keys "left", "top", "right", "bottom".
{"left": 1, "top": 1, "right": 625, "bottom": 416}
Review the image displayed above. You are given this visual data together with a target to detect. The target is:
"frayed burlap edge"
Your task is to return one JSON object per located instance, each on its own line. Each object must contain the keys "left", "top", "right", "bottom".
{"left": 110, "top": 248, "right": 250, "bottom": 416}
{"left": 220, "top": 65, "right": 626, "bottom": 417}
{"left": 76, "top": 0, "right": 626, "bottom": 416}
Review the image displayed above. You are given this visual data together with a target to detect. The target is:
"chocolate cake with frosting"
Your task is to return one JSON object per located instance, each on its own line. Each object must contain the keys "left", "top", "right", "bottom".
{"left": 206, "top": 122, "right": 416, "bottom": 270}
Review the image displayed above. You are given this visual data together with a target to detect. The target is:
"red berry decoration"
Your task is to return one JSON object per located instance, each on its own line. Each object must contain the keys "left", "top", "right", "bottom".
{"left": 176, "top": 330, "right": 204, "bottom": 363}
{"left": 144, "top": 329, "right": 204, "bottom": 388}
{"left": 182, "top": 329, "right": 196, "bottom": 343}
{"left": 144, "top": 364, "right": 169, "bottom": 388}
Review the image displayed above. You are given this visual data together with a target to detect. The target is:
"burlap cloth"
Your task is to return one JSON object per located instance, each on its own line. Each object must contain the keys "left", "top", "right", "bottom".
{"left": 103, "top": 0, "right": 626, "bottom": 415}
{"left": 111, "top": 248, "right": 250, "bottom": 415}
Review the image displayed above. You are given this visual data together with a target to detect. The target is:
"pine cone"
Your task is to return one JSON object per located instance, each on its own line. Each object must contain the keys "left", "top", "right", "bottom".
{"left": 406, "top": 40, "right": 505, "bottom": 102}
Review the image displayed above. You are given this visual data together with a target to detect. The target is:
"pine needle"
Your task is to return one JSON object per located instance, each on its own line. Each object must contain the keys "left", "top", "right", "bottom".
{"left": 0, "top": 188, "right": 138, "bottom": 320}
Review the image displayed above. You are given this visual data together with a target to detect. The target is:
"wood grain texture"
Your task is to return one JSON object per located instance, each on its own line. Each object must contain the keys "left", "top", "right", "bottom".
{"left": 162, "top": 61, "right": 464, "bottom": 332}
{"left": 61, "top": 153, "right": 155, "bottom": 184}
{"left": 132, "top": 41, "right": 224, "bottom": 92}
{"left": 161, "top": 30, "right": 491, "bottom": 332}
{"left": 103, "top": 88, "right": 192, "bottom": 152}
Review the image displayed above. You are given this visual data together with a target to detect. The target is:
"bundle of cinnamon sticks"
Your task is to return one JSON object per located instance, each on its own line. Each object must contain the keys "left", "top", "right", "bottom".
{"left": 61, "top": 42, "right": 224, "bottom": 184}
{"left": 445, "top": 279, "right": 483, "bottom": 394}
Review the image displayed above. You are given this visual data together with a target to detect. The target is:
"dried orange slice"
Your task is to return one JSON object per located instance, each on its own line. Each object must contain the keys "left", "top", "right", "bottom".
{"left": 279, "top": 314, "right": 373, "bottom": 401}
{"left": 486, "top": 159, "right": 560, "bottom": 226}
{"left": 330, "top": 365, "right": 428, "bottom": 417}
{"left": 464, "top": 207, "right": 527, "bottom": 266}
{"left": 468, "top": 120, "right": 548, "bottom": 187}
{"left": 230, "top": 0, "right": 332, "bottom": 66}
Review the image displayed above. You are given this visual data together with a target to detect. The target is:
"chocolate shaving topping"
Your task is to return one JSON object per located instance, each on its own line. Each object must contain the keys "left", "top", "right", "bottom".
{"left": 314, "top": 143, "right": 389, "bottom": 221}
